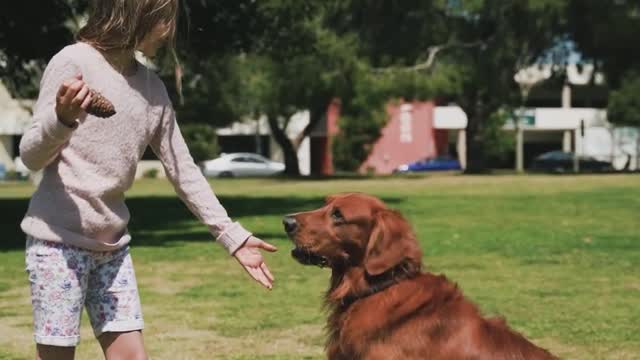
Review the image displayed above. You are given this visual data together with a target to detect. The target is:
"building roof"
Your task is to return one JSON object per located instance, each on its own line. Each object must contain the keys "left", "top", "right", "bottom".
{"left": 514, "top": 63, "right": 606, "bottom": 87}
{"left": 434, "top": 106, "right": 468, "bottom": 129}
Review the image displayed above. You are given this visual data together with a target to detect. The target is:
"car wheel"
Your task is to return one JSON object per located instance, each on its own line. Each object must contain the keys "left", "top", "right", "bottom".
{"left": 219, "top": 171, "right": 234, "bottom": 178}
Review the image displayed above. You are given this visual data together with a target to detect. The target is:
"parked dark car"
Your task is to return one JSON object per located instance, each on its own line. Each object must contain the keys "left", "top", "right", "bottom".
{"left": 530, "top": 151, "right": 613, "bottom": 173}
{"left": 395, "top": 156, "right": 462, "bottom": 173}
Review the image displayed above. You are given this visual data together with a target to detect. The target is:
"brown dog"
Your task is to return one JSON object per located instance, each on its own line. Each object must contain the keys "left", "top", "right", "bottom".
{"left": 283, "top": 193, "right": 557, "bottom": 360}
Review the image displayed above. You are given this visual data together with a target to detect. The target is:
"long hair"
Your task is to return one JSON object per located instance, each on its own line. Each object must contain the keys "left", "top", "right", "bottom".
{"left": 77, "top": 0, "right": 183, "bottom": 102}
{"left": 77, "top": 0, "right": 178, "bottom": 53}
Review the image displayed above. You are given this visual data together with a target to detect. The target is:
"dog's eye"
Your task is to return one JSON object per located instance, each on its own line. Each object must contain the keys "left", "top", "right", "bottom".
{"left": 331, "top": 209, "right": 345, "bottom": 222}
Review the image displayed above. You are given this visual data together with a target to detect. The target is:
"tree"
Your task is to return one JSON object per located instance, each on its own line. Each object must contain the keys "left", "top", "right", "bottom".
{"left": 1, "top": 0, "right": 337, "bottom": 176}
{"left": 329, "top": 0, "right": 569, "bottom": 173}
{"left": 185, "top": 0, "right": 376, "bottom": 177}
{"left": 230, "top": 51, "right": 341, "bottom": 175}
{"left": 160, "top": 0, "right": 328, "bottom": 176}
{"left": 181, "top": 123, "right": 219, "bottom": 162}
{"left": 607, "top": 72, "right": 640, "bottom": 171}
{"left": 5, "top": 1, "right": 603, "bottom": 176}
{"left": 567, "top": 0, "right": 640, "bottom": 89}
{"left": 608, "top": 73, "right": 640, "bottom": 128}
{"left": 568, "top": 0, "right": 640, "bottom": 170}
{"left": 0, "top": 0, "right": 88, "bottom": 98}
{"left": 567, "top": 0, "right": 640, "bottom": 126}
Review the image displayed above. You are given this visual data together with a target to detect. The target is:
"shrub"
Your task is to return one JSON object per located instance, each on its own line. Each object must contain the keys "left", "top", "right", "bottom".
{"left": 181, "top": 124, "right": 219, "bottom": 162}
{"left": 143, "top": 168, "right": 159, "bottom": 179}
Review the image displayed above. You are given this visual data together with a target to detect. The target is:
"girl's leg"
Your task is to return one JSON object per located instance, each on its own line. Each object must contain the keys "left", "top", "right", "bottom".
{"left": 35, "top": 345, "right": 75, "bottom": 360}
{"left": 86, "top": 246, "right": 146, "bottom": 359}
{"left": 98, "top": 330, "right": 147, "bottom": 360}
{"left": 25, "top": 238, "right": 90, "bottom": 357}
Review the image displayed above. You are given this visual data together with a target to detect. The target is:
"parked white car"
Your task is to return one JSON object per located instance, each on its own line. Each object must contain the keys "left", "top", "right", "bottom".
{"left": 201, "top": 153, "right": 285, "bottom": 178}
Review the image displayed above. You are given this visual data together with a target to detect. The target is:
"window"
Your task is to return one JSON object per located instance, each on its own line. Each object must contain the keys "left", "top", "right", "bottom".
{"left": 245, "top": 156, "right": 267, "bottom": 164}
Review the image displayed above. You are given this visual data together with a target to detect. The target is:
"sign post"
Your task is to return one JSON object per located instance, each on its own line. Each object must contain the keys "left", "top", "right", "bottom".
{"left": 573, "top": 119, "right": 585, "bottom": 173}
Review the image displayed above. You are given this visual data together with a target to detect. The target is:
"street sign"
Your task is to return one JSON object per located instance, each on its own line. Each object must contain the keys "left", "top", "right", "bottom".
{"left": 507, "top": 110, "right": 536, "bottom": 127}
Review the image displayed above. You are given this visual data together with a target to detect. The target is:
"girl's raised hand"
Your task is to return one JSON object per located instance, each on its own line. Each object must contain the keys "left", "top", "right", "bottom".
{"left": 56, "top": 74, "right": 93, "bottom": 127}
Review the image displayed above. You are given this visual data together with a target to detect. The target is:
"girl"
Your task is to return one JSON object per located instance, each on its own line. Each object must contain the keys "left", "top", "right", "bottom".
{"left": 19, "top": 0, "right": 277, "bottom": 359}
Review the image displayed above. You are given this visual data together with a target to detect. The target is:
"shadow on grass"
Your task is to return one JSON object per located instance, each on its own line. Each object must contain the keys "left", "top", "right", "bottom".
{"left": 0, "top": 195, "right": 403, "bottom": 250}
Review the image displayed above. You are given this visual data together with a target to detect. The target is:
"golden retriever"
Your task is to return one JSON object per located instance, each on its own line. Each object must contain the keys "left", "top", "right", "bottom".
{"left": 283, "top": 193, "right": 557, "bottom": 360}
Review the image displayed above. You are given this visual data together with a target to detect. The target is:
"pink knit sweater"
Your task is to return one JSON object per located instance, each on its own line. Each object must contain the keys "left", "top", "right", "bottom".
{"left": 20, "top": 42, "right": 251, "bottom": 253}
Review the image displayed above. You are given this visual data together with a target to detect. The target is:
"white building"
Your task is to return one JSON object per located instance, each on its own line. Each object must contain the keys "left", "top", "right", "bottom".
{"left": 0, "top": 82, "right": 32, "bottom": 172}
{"left": 507, "top": 63, "right": 639, "bottom": 170}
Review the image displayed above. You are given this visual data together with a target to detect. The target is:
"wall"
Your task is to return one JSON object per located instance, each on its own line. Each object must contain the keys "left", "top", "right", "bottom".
{"left": 360, "top": 101, "right": 436, "bottom": 174}
{"left": 0, "top": 135, "right": 14, "bottom": 170}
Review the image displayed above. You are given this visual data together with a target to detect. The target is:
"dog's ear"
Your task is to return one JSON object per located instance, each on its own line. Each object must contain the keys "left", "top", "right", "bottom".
{"left": 325, "top": 194, "right": 339, "bottom": 204}
{"left": 364, "top": 209, "right": 422, "bottom": 276}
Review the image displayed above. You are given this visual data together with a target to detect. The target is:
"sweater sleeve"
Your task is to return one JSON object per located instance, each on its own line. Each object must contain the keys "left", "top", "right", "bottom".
{"left": 19, "top": 53, "right": 80, "bottom": 171}
{"left": 149, "top": 104, "right": 252, "bottom": 255}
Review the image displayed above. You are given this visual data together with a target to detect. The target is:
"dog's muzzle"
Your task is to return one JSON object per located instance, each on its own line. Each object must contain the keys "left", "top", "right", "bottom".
{"left": 283, "top": 215, "right": 298, "bottom": 234}
{"left": 284, "top": 215, "right": 329, "bottom": 268}
{"left": 291, "top": 247, "right": 329, "bottom": 268}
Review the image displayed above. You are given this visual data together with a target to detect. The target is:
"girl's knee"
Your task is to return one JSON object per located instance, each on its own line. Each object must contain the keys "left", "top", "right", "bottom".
{"left": 105, "top": 348, "right": 148, "bottom": 360}
{"left": 100, "top": 330, "right": 147, "bottom": 360}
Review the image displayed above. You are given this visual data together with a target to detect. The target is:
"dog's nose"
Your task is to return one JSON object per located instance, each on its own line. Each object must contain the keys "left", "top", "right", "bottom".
{"left": 283, "top": 215, "right": 298, "bottom": 234}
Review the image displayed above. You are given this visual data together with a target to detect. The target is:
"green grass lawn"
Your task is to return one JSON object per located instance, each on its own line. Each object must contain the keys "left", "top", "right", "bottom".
{"left": 0, "top": 174, "right": 639, "bottom": 359}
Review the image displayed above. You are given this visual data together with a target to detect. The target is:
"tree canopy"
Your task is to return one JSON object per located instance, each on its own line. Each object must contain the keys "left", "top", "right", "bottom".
{"left": 2, "top": 0, "right": 639, "bottom": 174}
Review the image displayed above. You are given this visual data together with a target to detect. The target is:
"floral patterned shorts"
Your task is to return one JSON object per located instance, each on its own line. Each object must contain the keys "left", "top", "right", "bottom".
{"left": 25, "top": 236, "right": 144, "bottom": 347}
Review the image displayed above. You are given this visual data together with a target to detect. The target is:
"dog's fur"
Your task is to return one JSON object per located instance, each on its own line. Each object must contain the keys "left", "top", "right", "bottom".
{"left": 284, "top": 193, "right": 557, "bottom": 360}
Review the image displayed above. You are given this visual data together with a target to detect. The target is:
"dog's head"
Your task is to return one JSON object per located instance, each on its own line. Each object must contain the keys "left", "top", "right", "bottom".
{"left": 283, "top": 193, "right": 422, "bottom": 276}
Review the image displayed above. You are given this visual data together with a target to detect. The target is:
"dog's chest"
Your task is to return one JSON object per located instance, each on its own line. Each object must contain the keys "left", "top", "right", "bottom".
{"left": 330, "top": 303, "right": 397, "bottom": 358}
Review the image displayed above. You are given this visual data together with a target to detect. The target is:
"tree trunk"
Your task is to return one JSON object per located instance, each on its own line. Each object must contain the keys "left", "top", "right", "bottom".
{"left": 267, "top": 115, "right": 300, "bottom": 176}
{"left": 636, "top": 127, "right": 640, "bottom": 171}
{"left": 268, "top": 100, "right": 330, "bottom": 177}
{"left": 267, "top": 114, "right": 301, "bottom": 176}
{"left": 462, "top": 104, "right": 488, "bottom": 174}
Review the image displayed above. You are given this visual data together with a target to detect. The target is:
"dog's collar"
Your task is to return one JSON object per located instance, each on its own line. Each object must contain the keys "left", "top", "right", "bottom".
{"left": 340, "top": 263, "right": 417, "bottom": 308}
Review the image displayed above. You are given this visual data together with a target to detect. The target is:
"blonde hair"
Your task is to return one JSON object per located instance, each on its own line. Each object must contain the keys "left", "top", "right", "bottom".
{"left": 77, "top": 0, "right": 178, "bottom": 53}
{"left": 77, "top": 0, "right": 184, "bottom": 103}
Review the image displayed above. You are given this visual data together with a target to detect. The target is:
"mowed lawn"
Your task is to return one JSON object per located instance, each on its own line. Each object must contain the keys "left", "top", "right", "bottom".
{"left": 0, "top": 174, "right": 639, "bottom": 359}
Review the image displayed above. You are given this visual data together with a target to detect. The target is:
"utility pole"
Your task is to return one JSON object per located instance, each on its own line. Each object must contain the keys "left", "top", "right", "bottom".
{"left": 514, "top": 66, "right": 550, "bottom": 173}
{"left": 573, "top": 119, "right": 584, "bottom": 173}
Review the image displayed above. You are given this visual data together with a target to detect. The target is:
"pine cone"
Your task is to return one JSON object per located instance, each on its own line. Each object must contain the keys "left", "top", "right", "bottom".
{"left": 86, "top": 90, "right": 116, "bottom": 118}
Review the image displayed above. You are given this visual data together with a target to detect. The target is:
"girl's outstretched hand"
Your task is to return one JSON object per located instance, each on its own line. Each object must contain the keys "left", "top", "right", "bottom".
{"left": 233, "top": 236, "right": 277, "bottom": 290}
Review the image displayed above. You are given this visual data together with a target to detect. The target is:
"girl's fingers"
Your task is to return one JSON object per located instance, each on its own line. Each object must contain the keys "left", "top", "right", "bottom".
{"left": 247, "top": 266, "right": 272, "bottom": 289}
{"left": 252, "top": 266, "right": 272, "bottom": 289}
{"left": 57, "top": 82, "right": 69, "bottom": 98}
{"left": 58, "top": 75, "right": 83, "bottom": 99}
{"left": 60, "top": 80, "right": 84, "bottom": 105}
{"left": 80, "top": 93, "right": 93, "bottom": 110}
{"left": 261, "top": 263, "right": 274, "bottom": 282}
{"left": 72, "top": 85, "right": 89, "bottom": 106}
{"left": 258, "top": 240, "right": 278, "bottom": 252}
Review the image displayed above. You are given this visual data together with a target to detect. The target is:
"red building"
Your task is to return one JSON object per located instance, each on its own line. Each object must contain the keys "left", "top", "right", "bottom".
{"left": 318, "top": 100, "right": 466, "bottom": 175}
